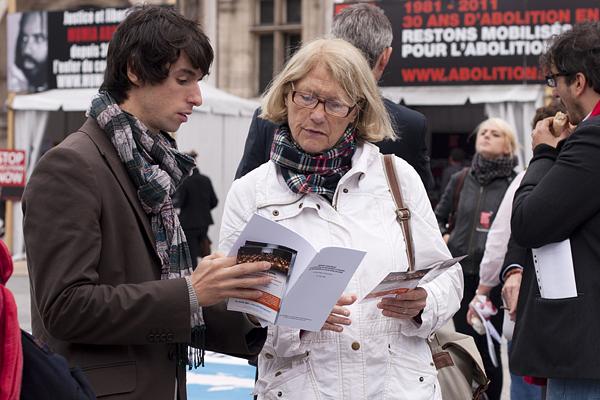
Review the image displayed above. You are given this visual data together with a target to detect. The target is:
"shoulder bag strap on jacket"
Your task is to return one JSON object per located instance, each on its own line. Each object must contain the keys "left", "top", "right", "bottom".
{"left": 447, "top": 167, "right": 469, "bottom": 234}
{"left": 382, "top": 154, "right": 415, "bottom": 272}
{"left": 451, "top": 167, "right": 469, "bottom": 217}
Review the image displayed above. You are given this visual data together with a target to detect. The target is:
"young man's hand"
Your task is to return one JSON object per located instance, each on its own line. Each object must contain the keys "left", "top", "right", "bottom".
{"left": 190, "top": 253, "right": 271, "bottom": 307}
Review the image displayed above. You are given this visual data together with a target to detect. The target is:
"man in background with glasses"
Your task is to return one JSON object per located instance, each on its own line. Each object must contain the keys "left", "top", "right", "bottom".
{"left": 235, "top": 3, "right": 433, "bottom": 192}
{"left": 510, "top": 21, "right": 600, "bottom": 400}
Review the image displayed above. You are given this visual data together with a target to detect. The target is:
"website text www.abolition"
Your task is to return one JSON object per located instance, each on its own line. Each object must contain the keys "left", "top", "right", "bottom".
{"left": 401, "top": 65, "right": 541, "bottom": 83}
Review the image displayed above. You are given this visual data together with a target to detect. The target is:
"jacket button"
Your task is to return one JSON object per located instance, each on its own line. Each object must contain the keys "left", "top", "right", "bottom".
{"left": 419, "top": 376, "right": 424, "bottom": 382}
{"left": 275, "top": 371, "right": 282, "bottom": 377}
{"left": 272, "top": 210, "right": 279, "bottom": 216}
{"left": 343, "top": 188, "right": 349, "bottom": 193}
{"left": 316, "top": 204, "right": 321, "bottom": 210}
{"left": 264, "top": 353, "right": 274, "bottom": 359}
{"left": 277, "top": 391, "right": 283, "bottom": 397}
{"left": 298, "top": 203, "right": 303, "bottom": 208}
{"left": 351, "top": 341, "right": 360, "bottom": 351}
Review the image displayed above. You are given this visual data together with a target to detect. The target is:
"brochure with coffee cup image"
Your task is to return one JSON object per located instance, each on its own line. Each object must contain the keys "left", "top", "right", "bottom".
{"left": 227, "top": 214, "right": 366, "bottom": 331}
{"left": 231, "top": 242, "right": 297, "bottom": 324}
{"left": 361, "top": 255, "right": 467, "bottom": 302}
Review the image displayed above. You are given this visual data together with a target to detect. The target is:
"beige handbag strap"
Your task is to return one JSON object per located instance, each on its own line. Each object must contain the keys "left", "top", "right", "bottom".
{"left": 382, "top": 154, "right": 415, "bottom": 272}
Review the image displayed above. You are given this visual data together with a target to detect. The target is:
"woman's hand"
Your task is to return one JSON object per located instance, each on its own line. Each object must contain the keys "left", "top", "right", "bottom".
{"left": 321, "top": 293, "right": 357, "bottom": 332}
{"left": 466, "top": 284, "right": 492, "bottom": 325}
{"left": 377, "top": 288, "right": 427, "bottom": 319}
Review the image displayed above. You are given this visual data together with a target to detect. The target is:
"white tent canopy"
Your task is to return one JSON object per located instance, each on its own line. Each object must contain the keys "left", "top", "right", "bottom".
{"left": 10, "top": 83, "right": 259, "bottom": 257}
{"left": 380, "top": 84, "right": 544, "bottom": 106}
{"left": 11, "top": 82, "right": 259, "bottom": 115}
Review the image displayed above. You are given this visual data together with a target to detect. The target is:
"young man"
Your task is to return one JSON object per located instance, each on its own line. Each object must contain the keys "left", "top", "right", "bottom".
{"left": 235, "top": 4, "right": 433, "bottom": 191}
{"left": 22, "top": 6, "right": 270, "bottom": 400}
{"left": 510, "top": 21, "right": 600, "bottom": 399}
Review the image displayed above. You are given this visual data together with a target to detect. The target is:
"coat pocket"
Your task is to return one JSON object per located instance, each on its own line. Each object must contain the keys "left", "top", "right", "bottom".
{"left": 81, "top": 360, "right": 136, "bottom": 397}
{"left": 384, "top": 343, "right": 437, "bottom": 400}
{"left": 530, "top": 294, "right": 587, "bottom": 366}
{"left": 257, "top": 356, "right": 322, "bottom": 400}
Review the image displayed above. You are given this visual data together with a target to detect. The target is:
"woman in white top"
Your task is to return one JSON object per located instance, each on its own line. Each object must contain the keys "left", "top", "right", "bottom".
{"left": 219, "top": 38, "right": 463, "bottom": 400}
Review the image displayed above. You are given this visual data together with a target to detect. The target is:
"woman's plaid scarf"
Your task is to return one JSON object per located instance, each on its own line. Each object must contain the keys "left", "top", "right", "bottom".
{"left": 88, "top": 91, "right": 204, "bottom": 368}
{"left": 270, "top": 124, "right": 357, "bottom": 202}
{"left": 471, "top": 153, "right": 517, "bottom": 186}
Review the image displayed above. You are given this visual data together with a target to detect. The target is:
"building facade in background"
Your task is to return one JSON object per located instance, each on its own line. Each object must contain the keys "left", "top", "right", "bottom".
{"left": 213, "top": 0, "right": 331, "bottom": 98}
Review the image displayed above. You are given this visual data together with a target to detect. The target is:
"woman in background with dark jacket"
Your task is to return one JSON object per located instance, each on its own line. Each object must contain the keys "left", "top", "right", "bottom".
{"left": 435, "top": 117, "right": 518, "bottom": 400}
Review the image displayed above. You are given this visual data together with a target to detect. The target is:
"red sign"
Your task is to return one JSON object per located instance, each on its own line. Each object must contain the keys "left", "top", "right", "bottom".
{"left": 379, "top": 0, "right": 600, "bottom": 86}
{"left": 0, "top": 150, "right": 26, "bottom": 187}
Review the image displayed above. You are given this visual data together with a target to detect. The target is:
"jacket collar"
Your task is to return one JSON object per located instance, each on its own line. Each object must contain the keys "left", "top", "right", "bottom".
{"left": 78, "top": 118, "right": 156, "bottom": 252}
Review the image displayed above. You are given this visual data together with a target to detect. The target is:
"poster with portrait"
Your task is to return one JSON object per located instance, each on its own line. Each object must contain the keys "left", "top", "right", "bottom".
{"left": 7, "top": 11, "right": 49, "bottom": 93}
{"left": 7, "top": 8, "right": 128, "bottom": 94}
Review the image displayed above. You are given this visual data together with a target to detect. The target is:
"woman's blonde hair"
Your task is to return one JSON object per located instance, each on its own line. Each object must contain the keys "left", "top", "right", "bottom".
{"left": 476, "top": 117, "right": 518, "bottom": 156}
{"left": 260, "top": 37, "right": 395, "bottom": 142}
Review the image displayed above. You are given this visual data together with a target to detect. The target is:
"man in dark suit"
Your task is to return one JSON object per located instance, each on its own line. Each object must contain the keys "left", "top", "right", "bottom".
{"left": 22, "top": 6, "right": 270, "bottom": 400}
{"left": 510, "top": 21, "right": 600, "bottom": 398}
{"left": 235, "top": 3, "right": 433, "bottom": 190}
{"left": 175, "top": 151, "right": 219, "bottom": 265}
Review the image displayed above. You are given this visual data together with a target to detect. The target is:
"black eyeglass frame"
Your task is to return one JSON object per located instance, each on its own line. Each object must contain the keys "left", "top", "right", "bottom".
{"left": 289, "top": 83, "right": 357, "bottom": 118}
{"left": 545, "top": 72, "right": 572, "bottom": 88}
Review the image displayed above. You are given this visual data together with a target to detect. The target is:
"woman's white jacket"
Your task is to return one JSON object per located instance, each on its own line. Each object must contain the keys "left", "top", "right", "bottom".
{"left": 219, "top": 142, "right": 463, "bottom": 400}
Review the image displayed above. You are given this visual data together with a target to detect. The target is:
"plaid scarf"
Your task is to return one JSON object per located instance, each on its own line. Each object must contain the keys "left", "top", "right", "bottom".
{"left": 471, "top": 153, "right": 517, "bottom": 186}
{"left": 270, "top": 124, "right": 356, "bottom": 202}
{"left": 87, "top": 91, "right": 203, "bottom": 368}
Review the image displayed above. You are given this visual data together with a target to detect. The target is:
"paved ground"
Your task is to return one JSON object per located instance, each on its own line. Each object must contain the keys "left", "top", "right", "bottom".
{"left": 7, "top": 260, "right": 510, "bottom": 399}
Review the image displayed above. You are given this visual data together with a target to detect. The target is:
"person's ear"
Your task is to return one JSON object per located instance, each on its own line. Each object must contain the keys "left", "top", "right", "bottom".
{"left": 127, "top": 64, "right": 141, "bottom": 87}
{"left": 573, "top": 72, "right": 587, "bottom": 96}
{"left": 373, "top": 47, "right": 392, "bottom": 81}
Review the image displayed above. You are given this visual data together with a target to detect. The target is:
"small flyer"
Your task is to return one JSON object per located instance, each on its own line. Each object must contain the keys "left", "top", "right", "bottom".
{"left": 361, "top": 255, "right": 466, "bottom": 302}
{"left": 229, "top": 241, "right": 297, "bottom": 324}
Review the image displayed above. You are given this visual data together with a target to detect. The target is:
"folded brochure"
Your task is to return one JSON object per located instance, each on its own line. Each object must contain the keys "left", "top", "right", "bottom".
{"left": 227, "top": 214, "right": 366, "bottom": 331}
{"left": 361, "top": 255, "right": 466, "bottom": 302}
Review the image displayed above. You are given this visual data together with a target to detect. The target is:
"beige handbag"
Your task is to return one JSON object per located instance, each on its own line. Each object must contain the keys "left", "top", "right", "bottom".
{"left": 382, "top": 154, "right": 489, "bottom": 400}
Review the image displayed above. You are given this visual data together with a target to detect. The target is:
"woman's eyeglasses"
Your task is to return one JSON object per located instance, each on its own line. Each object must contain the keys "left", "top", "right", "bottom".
{"left": 289, "top": 84, "right": 356, "bottom": 118}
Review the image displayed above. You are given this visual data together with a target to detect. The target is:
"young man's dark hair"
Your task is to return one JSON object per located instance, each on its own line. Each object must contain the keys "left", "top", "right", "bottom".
{"left": 101, "top": 5, "right": 214, "bottom": 104}
{"left": 540, "top": 21, "right": 600, "bottom": 93}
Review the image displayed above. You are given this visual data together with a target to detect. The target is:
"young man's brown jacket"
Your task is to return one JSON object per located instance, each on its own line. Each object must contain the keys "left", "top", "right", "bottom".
{"left": 23, "top": 118, "right": 265, "bottom": 399}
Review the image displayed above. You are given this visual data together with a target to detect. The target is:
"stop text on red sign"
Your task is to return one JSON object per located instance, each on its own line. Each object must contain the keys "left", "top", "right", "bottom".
{"left": 0, "top": 150, "right": 26, "bottom": 187}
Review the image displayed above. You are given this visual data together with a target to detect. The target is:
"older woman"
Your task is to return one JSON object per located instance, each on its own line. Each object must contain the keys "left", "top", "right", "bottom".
{"left": 220, "top": 38, "right": 462, "bottom": 400}
{"left": 435, "top": 117, "right": 518, "bottom": 400}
